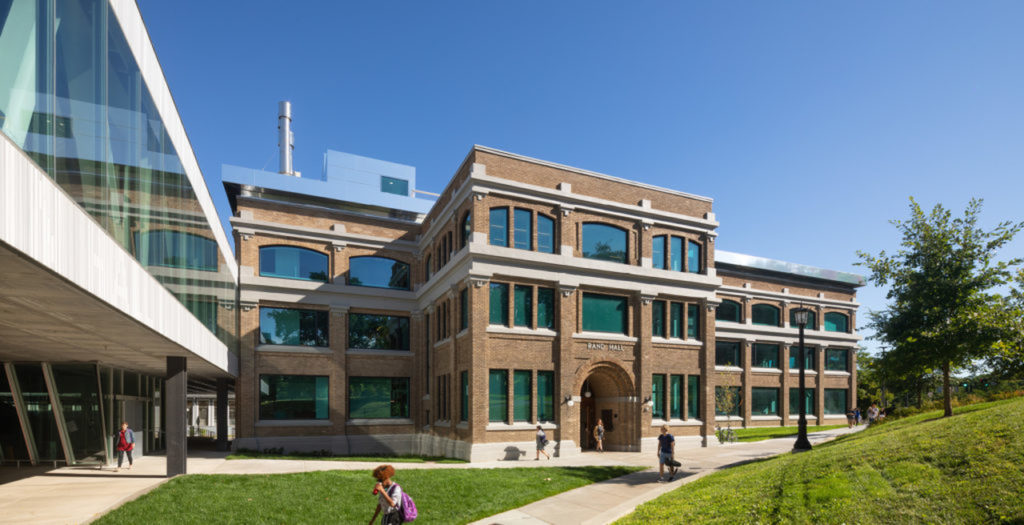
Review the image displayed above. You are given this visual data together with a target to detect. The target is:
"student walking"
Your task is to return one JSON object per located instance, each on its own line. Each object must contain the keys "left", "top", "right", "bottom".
{"left": 535, "top": 425, "right": 551, "bottom": 460}
{"left": 369, "top": 464, "right": 403, "bottom": 525}
{"left": 593, "top": 420, "right": 605, "bottom": 452}
{"left": 867, "top": 403, "right": 880, "bottom": 425}
{"left": 115, "top": 421, "right": 135, "bottom": 472}
{"left": 657, "top": 424, "right": 677, "bottom": 482}
{"left": 854, "top": 407, "right": 862, "bottom": 425}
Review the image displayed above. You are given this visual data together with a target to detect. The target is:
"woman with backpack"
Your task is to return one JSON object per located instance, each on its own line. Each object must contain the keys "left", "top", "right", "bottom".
{"left": 369, "top": 464, "right": 404, "bottom": 525}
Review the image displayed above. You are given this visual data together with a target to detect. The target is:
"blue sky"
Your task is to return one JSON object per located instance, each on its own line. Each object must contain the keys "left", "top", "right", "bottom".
{"left": 139, "top": 1, "right": 1024, "bottom": 353}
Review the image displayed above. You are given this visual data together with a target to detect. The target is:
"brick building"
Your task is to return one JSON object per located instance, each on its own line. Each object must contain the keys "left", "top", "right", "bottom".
{"left": 223, "top": 145, "right": 862, "bottom": 461}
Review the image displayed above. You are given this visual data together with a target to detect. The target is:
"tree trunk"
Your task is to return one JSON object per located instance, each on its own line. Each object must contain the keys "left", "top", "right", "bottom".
{"left": 942, "top": 361, "right": 953, "bottom": 417}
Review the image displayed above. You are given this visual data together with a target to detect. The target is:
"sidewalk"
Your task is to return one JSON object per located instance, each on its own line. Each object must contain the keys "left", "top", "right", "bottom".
{"left": 0, "top": 426, "right": 861, "bottom": 524}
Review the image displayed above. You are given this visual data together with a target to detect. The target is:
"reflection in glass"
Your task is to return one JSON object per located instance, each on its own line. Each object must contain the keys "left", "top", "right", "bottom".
{"left": 14, "top": 365, "right": 60, "bottom": 460}
{"left": 348, "top": 314, "right": 410, "bottom": 350}
{"left": 537, "top": 371, "right": 554, "bottom": 422}
{"left": 581, "top": 223, "right": 627, "bottom": 263}
{"left": 259, "top": 307, "right": 329, "bottom": 347}
{"left": 825, "top": 348, "right": 849, "bottom": 371}
{"left": 489, "top": 208, "right": 508, "bottom": 247}
{"left": 687, "top": 375, "right": 700, "bottom": 420}
{"left": 513, "top": 208, "right": 532, "bottom": 250}
{"left": 514, "top": 285, "right": 532, "bottom": 327}
{"left": 652, "top": 236, "right": 665, "bottom": 269}
{"left": 260, "top": 246, "right": 328, "bottom": 281}
{"left": 670, "top": 236, "right": 683, "bottom": 271}
{"left": 687, "top": 241, "right": 701, "bottom": 273}
{"left": 789, "top": 346, "right": 816, "bottom": 370}
{"left": 789, "top": 388, "right": 814, "bottom": 415}
{"left": 537, "top": 287, "right": 555, "bottom": 329}
{"left": 752, "top": 304, "right": 780, "bottom": 326}
{"left": 259, "top": 375, "right": 328, "bottom": 420}
{"left": 651, "top": 374, "right": 665, "bottom": 419}
{"left": 51, "top": 364, "right": 104, "bottom": 463}
{"left": 790, "top": 310, "right": 816, "bottom": 330}
{"left": 652, "top": 300, "right": 665, "bottom": 337}
{"left": 489, "top": 283, "right": 509, "bottom": 326}
{"left": 752, "top": 388, "right": 779, "bottom": 415}
{"left": 348, "top": 256, "right": 409, "bottom": 290}
{"left": 581, "top": 293, "right": 627, "bottom": 334}
{"left": 537, "top": 215, "right": 554, "bottom": 253}
{"left": 488, "top": 370, "right": 507, "bottom": 422}
{"left": 824, "top": 312, "right": 849, "bottom": 333}
{"left": 824, "top": 389, "right": 847, "bottom": 415}
{"left": 0, "top": 366, "right": 30, "bottom": 461}
{"left": 135, "top": 231, "right": 218, "bottom": 271}
{"left": 349, "top": 377, "right": 408, "bottom": 419}
{"left": 716, "top": 300, "right": 742, "bottom": 322}
{"left": 715, "top": 341, "right": 740, "bottom": 367}
{"left": 752, "top": 344, "right": 780, "bottom": 368}
{"left": 513, "top": 370, "right": 531, "bottom": 422}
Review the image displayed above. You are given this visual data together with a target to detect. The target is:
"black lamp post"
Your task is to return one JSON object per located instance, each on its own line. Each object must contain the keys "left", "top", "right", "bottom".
{"left": 793, "top": 308, "right": 813, "bottom": 451}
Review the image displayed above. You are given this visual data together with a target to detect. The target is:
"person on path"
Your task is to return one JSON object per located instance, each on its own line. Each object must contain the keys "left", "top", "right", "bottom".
{"left": 656, "top": 424, "right": 676, "bottom": 482}
{"left": 369, "top": 464, "right": 403, "bottom": 525}
{"left": 846, "top": 408, "right": 856, "bottom": 428}
{"left": 867, "top": 403, "right": 880, "bottom": 425}
{"left": 854, "top": 406, "right": 862, "bottom": 425}
{"left": 115, "top": 421, "right": 135, "bottom": 472}
{"left": 535, "top": 425, "right": 551, "bottom": 460}
{"left": 593, "top": 419, "right": 605, "bottom": 452}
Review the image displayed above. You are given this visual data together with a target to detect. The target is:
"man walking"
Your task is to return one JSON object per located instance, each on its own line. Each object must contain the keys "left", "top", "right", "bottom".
{"left": 657, "top": 424, "right": 676, "bottom": 482}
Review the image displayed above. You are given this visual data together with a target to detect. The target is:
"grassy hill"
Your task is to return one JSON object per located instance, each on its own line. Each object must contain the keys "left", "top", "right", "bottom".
{"left": 619, "top": 396, "right": 1024, "bottom": 524}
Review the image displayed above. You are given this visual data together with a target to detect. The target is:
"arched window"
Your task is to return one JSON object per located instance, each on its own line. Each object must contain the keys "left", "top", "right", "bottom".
{"left": 348, "top": 256, "right": 410, "bottom": 290}
{"left": 687, "top": 240, "right": 702, "bottom": 273}
{"left": 135, "top": 230, "right": 218, "bottom": 271}
{"left": 716, "top": 300, "right": 742, "bottom": 322}
{"left": 461, "top": 211, "right": 472, "bottom": 249}
{"left": 790, "top": 309, "right": 817, "bottom": 330}
{"left": 652, "top": 235, "right": 666, "bottom": 269}
{"left": 259, "top": 245, "right": 328, "bottom": 281}
{"left": 537, "top": 214, "right": 555, "bottom": 253}
{"left": 489, "top": 207, "right": 509, "bottom": 247}
{"left": 751, "top": 304, "right": 780, "bottom": 327}
{"left": 824, "top": 312, "right": 849, "bottom": 333}
{"left": 581, "top": 223, "right": 628, "bottom": 263}
{"left": 513, "top": 208, "right": 533, "bottom": 250}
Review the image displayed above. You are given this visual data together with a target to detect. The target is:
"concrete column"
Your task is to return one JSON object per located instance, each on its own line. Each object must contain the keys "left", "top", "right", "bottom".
{"left": 166, "top": 356, "right": 187, "bottom": 477}
{"left": 637, "top": 294, "right": 655, "bottom": 450}
{"left": 700, "top": 300, "right": 715, "bottom": 446}
{"left": 216, "top": 378, "right": 229, "bottom": 451}
{"left": 741, "top": 341, "right": 752, "bottom": 425}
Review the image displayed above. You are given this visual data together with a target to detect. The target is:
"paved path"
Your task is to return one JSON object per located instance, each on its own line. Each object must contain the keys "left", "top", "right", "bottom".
{"left": 0, "top": 426, "right": 862, "bottom": 524}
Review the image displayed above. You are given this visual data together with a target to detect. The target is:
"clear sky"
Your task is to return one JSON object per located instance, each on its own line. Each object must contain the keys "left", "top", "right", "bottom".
{"left": 138, "top": 1, "right": 1024, "bottom": 354}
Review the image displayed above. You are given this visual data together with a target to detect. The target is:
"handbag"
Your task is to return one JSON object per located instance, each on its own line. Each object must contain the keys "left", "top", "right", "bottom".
{"left": 665, "top": 458, "right": 681, "bottom": 468}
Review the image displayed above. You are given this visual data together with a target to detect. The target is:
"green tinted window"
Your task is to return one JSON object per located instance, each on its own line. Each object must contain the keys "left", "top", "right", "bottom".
{"left": 716, "top": 300, "right": 742, "bottom": 322}
{"left": 513, "top": 208, "right": 532, "bottom": 250}
{"left": 537, "top": 215, "right": 555, "bottom": 253}
{"left": 670, "top": 236, "right": 683, "bottom": 271}
{"left": 824, "top": 312, "right": 849, "bottom": 333}
{"left": 687, "top": 376, "right": 700, "bottom": 420}
{"left": 348, "top": 256, "right": 410, "bottom": 290}
{"left": 824, "top": 389, "right": 848, "bottom": 415}
{"left": 825, "top": 348, "right": 849, "bottom": 371}
{"left": 752, "top": 304, "right": 780, "bottom": 326}
{"left": 514, "top": 285, "right": 533, "bottom": 327}
{"left": 687, "top": 303, "right": 699, "bottom": 339}
{"left": 489, "top": 208, "right": 509, "bottom": 247}
{"left": 537, "top": 371, "right": 555, "bottom": 422}
{"left": 715, "top": 341, "right": 740, "bottom": 367}
{"left": 789, "top": 346, "right": 816, "bottom": 370}
{"left": 349, "top": 377, "right": 409, "bottom": 419}
{"left": 582, "top": 293, "right": 628, "bottom": 334}
{"left": 581, "top": 223, "right": 627, "bottom": 263}
{"left": 489, "top": 370, "right": 508, "bottom": 422}
{"left": 349, "top": 314, "right": 409, "bottom": 350}
{"left": 259, "top": 307, "right": 328, "bottom": 347}
{"left": 461, "top": 212, "right": 472, "bottom": 248}
{"left": 670, "top": 302, "right": 683, "bottom": 338}
{"left": 752, "top": 343, "right": 779, "bottom": 368}
{"left": 259, "top": 375, "right": 328, "bottom": 420}
{"left": 751, "top": 387, "right": 779, "bottom": 416}
{"left": 513, "top": 370, "right": 531, "bottom": 422}
{"left": 136, "top": 231, "right": 219, "bottom": 271}
{"left": 670, "top": 375, "right": 683, "bottom": 419}
{"left": 790, "top": 310, "right": 817, "bottom": 330}
{"left": 490, "top": 283, "right": 509, "bottom": 325}
{"left": 687, "top": 241, "right": 701, "bottom": 273}
{"left": 652, "top": 236, "right": 666, "bottom": 269}
{"left": 789, "top": 388, "right": 814, "bottom": 415}
{"left": 537, "top": 287, "right": 555, "bottom": 329}
{"left": 460, "top": 288, "right": 469, "bottom": 330}
{"left": 460, "top": 371, "right": 469, "bottom": 422}
{"left": 652, "top": 374, "right": 666, "bottom": 419}
{"left": 652, "top": 300, "right": 666, "bottom": 337}
{"left": 380, "top": 176, "right": 408, "bottom": 196}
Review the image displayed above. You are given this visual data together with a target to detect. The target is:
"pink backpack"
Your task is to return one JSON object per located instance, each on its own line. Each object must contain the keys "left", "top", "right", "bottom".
{"left": 388, "top": 483, "right": 418, "bottom": 522}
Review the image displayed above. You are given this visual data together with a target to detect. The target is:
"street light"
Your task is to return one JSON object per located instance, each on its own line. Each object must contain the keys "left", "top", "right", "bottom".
{"left": 793, "top": 307, "right": 813, "bottom": 451}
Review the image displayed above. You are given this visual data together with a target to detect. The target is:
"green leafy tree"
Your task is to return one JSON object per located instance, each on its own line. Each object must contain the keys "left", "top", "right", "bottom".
{"left": 857, "top": 198, "right": 1022, "bottom": 417}
{"left": 988, "top": 269, "right": 1024, "bottom": 378}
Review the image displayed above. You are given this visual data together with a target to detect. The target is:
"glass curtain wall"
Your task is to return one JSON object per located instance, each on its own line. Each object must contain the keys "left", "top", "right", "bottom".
{"left": 0, "top": 0, "right": 236, "bottom": 348}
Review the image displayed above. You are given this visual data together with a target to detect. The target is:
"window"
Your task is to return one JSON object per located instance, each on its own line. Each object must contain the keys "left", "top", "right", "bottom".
{"left": 789, "top": 346, "right": 816, "bottom": 370}
{"left": 687, "top": 304, "right": 699, "bottom": 339}
{"left": 259, "top": 246, "right": 328, "bottom": 281}
{"left": 790, "top": 310, "right": 816, "bottom": 330}
{"left": 348, "top": 256, "right": 410, "bottom": 290}
{"left": 824, "top": 312, "right": 850, "bottom": 333}
{"left": 461, "top": 211, "right": 472, "bottom": 249}
{"left": 135, "top": 230, "right": 218, "bottom": 271}
{"left": 513, "top": 371, "right": 531, "bottom": 422}
{"left": 582, "top": 293, "right": 628, "bottom": 334}
{"left": 715, "top": 341, "right": 741, "bottom": 367}
{"left": 687, "top": 241, "right": 701, "bottom": 273}
{"left": 489, "top": 283, "right": 509, "bottom": 325}
{"left": 537, "top": 215, "right": 555, "bottom": 254}
{"left": 752, "top": 344, "right": 780, "bottom": 368}
{"left": 715, "top": 386, "right": 742, "bottom": 416}
{"left": 652, "top": 300, "right": 666, "bottom": 337}
{"left": 716, "top": 300, "right": 742, "bottom": 323}
{"left": 259, "top": 307, "right": 329, "bottom": 347}
{"left": 670, "top": 236, "right": 683, "bottom": 272}
{"left": 514, "top": 285, "right": 533, "bottom": 327}
{"left": 537, "top": 371, "right": 555, "bottom": 422}
{"left": 259, "top": 375, "right": 328, "bottom": 420}
{"left": 349, "top": 314, "right": 410, "bottom": 350}
{"left": 349, "top": 377, "right": 410, "bottom": 419}
{"left": 752, "top": 304, "right": 780, "bottom": 326}
{"left": 537, "top": 288, "right": 555, "bottom": 329}
{"left": 424, "top": 255, "right": 431, "bottom": 281}
{"left": 789, "top": 388, "right": 814, "bottom": 415}
{"left": 460, "top": 371, "right": 469, "bottom": 422}
{"left": 825, "top": 348, "right": 849, "bottom": 371}
{"left": 687, "top": 376, "right": 700, "bottom": 420}
{"left": 824, "top": 389, "right": 848, "bottom": 415}
{"left": 581, "top": 223, "right": 627, "bottom": 263}
{"left": 670, "top": 375, "right": 683, "bottom": 419}
{"left": 652, "top": 374, "right": 666, "bottom": 419}
{"left": 670, "top": 302, "right": 683, "bottom": 338}
{"left": 751, "top": 388, "right": 779, "bottom": 416}
{"left": 489, "top": 370, "right": 508, "bottom": 422}
{"left": 513, "top": 209, "right": 533, "bottom": 250}
{"left": 460, "top": 288, "right": 469, "bottom": 331}
{"left": 489, "top": 208, "right": 509, "bottom": 247}
{"left": 380, "top": 176, "right": 409, "bottom": 196}
{"left": 652, "top": 236, "right": 666, "bottom": 269}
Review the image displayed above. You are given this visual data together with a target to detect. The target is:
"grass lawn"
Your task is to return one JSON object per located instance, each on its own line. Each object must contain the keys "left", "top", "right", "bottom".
{"left": 95, "top": 466, "right": 641, "bottom": 524}
{"left": 732, "top": 424, "right": 846, "bottom": 442}
{"left": 227, "top": 451, "right": 467, "bottom": 463}
{"left": 618, "top": 396, "right": 1024, "bottom": 524}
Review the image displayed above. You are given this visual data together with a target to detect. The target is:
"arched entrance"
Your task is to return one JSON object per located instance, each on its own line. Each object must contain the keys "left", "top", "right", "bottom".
{"left": 577, "top": 362, "right": 637, "bottom": 452}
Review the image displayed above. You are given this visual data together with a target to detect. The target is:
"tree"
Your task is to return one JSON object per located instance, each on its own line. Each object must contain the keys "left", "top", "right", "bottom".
{"left": 988, "top": 269, "right": 1024, "bottom": 379}
{"left": 857, "top": 198, "right": 1023, "bottom": 417}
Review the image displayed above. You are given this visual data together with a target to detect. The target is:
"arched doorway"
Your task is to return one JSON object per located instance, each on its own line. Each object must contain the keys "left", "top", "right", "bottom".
{"left": 577, "top": 362, "right": 636, "bottom": 452}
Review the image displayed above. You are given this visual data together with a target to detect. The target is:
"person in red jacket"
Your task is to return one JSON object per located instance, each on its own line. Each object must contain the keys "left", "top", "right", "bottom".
{"left": 115, "top": 421, "right": 135, "bottom": 472}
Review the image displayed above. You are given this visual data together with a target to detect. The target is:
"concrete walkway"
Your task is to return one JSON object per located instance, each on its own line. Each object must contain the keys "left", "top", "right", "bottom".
{"left": 0, "top": 426, "right": 862, "bottom": 524}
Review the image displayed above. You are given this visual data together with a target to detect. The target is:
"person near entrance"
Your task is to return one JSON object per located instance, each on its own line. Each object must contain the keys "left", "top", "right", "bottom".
{"left": 535, "top": 425, "right": 551, "bottom": 460}
{"left": 115, "top": 421, "right": 135, "bottom": 472}
{"left": 657, "top": 424, "right": 677, "bottom": 482}
{"left": 593, "top": 419, "right": 605, "bottom": 452}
